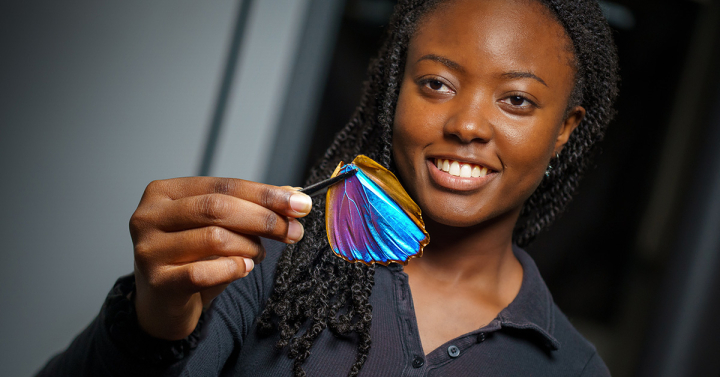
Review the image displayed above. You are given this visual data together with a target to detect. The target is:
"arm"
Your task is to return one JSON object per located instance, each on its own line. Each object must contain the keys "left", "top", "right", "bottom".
{"left": 35, "top": 275, "right": 195, "bottom": 377}
{"left": 35, "top": 177, "right": 307, "bottom": 376}
{"left": 36, "top": 240, "right": 284, "bottom": 377}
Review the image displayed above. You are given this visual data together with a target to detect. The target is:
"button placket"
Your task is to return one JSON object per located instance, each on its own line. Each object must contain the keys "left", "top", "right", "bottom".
{"left": 391, "top": 268, "right": 423, "bottom": 375}
{"left": 394, "top": 268, "right": 426, "bottom": 376}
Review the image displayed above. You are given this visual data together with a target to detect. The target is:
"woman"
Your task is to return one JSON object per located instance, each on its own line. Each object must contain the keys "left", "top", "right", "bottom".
{"left": 38, "top": 0, "right": 618, "bottom": 376}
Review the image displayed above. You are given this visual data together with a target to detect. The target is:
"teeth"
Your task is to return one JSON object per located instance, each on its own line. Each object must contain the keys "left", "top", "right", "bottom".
{"left": 434, "top": 158, "right": 490, "bottom": 178}
{"left": 449, "top": 161, "right": 460, "bottom": 176}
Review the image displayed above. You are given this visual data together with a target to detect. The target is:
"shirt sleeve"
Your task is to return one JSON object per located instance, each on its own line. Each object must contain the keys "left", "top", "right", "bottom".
{"left": 34, "top": 239, "right": 284, "bottom": 377}
{"left": 34, "top": 275, "right": 197, "bottom": 377}
{"left": 578, "top": 352, "right": 612, "bottom": 377}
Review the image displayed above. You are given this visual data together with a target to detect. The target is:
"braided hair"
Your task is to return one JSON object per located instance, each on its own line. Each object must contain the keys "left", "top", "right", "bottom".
{"left": 256, "top": 0, "right": 619, "bottom": 375}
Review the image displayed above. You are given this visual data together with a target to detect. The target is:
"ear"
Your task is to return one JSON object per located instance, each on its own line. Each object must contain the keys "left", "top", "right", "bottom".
{"left": 554, "top": 105, "right": 585, "bottom": 154}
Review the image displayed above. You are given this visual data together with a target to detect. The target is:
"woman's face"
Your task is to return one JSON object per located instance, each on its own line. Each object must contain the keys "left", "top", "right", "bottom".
{"left": 393, "top": 0, "right": 584, "bottom": 228}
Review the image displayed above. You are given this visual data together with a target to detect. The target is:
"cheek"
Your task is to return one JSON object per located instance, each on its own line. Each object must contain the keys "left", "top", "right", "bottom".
{"left": 392, "top": 88, "right": 435, "bottom": 173}
{"left": 391, "top": 93, "right": 416, "bottom": 187}
{"left": 491, "top": 117, "right": 560, "bottom": 203}
{"left": 494, "top": 117, "right": 557, "bottom": 173}
{"left": 392, "top": 96, "right": 412, "bottom": 167}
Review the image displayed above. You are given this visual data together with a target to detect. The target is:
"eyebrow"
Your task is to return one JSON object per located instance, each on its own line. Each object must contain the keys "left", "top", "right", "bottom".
{"left": 417, "top": 54, "right": 548, "bottom": 88}
{"left": 501, "top": 71, "right": 548, "bottom": 87}
{"left": 416, "top": 54, "right": 466, "bottom": 74}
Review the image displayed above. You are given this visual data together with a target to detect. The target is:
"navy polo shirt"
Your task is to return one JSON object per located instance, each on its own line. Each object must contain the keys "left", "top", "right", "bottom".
{"left": 37, "top": 242, "right": 610, "bottom": 376}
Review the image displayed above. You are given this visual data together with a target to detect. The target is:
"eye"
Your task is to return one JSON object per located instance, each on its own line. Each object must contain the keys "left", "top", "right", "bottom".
{"left": 499, "top": 94, "right": 537, "bottom": 112}
{"left": 509, "top": 96, "right": 526, "bottom": 106}
{"left": 427, "top": 80, "right": 445, "bottom": 90}
{"left": 418, "top": 77, "right": 455, "bottom": 95}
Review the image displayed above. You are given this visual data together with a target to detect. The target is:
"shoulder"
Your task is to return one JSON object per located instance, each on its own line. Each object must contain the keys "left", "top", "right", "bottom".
{"left": 507, "top": 246, "right": 611, "bottom": 376}
{"left": 551, "top": 305, "right": 611, "bottom": 376}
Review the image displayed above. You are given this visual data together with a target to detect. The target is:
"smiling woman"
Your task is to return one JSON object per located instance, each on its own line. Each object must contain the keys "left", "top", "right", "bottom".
{"left": 37, "top": 0, "right": 618, "bottom": 376}
{"left": 393, "top": 0, "right": 587, "bottom": 228}
{"left": 393, "top": 0, "right": 589, "bottom": 353}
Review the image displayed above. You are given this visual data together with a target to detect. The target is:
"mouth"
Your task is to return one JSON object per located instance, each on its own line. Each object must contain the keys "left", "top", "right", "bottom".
{"left": 433, "top": 158, "right": 490, "bottom": 178}
{"left": 425, "top": 157, "right": 497, "bottom": 192}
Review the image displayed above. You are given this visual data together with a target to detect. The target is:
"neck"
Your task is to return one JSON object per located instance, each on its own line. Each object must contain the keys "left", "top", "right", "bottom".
{"left": 410, "top": 209, "right": 521, "bottom": 284}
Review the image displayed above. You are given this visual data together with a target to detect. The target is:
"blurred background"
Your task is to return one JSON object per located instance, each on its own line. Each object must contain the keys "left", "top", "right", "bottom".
{"left": 1, "top": 0, "right": 719, "bottom": 376}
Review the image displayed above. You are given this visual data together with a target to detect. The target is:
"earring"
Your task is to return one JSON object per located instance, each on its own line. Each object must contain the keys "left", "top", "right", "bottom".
{"left": 545, "top": 152, "right": 560, "bottom": 177}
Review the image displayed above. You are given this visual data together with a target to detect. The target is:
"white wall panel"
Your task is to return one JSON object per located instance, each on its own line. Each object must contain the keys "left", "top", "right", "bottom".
{"left": 0, "top": 1, "right": 238, "bottom": 375}
{"left": 211, "top": 0, "right": 311, "bottom": 181}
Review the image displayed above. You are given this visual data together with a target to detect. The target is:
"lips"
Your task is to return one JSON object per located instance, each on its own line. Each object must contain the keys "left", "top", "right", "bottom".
{"left": 426, "top": 157, "right": 496, "bottom": 192}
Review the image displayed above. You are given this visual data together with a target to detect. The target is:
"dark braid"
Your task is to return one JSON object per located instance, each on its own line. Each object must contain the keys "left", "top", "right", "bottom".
{"left": 257, "top": 0, "right": 619, "bottom": 375}
{"left": 514, "top": 0, "right": 619, "bottom": 245}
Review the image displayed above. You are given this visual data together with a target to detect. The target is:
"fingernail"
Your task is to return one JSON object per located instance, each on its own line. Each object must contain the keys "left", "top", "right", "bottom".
{"left": 289, "top": 193, "right": 312, "bottom": 214}
{"left": 244, "top": 258, "right": 254, "bottom": 273}
{"left": 287, "top": 219, "right": 304, "bottom": 242}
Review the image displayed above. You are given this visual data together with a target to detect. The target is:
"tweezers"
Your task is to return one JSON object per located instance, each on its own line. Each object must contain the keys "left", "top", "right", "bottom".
{"left": 299, "top": 169, "right": 358, "bottom": 197}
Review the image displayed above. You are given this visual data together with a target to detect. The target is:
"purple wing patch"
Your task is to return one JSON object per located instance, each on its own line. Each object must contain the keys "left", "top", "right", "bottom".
{"left": 325, "top": 155, "right": 429, "bottom": 265}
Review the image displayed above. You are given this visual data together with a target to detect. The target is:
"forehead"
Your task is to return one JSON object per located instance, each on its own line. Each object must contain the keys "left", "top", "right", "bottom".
{"left": 410, "top": 0, "right": 575, "bottom": 86}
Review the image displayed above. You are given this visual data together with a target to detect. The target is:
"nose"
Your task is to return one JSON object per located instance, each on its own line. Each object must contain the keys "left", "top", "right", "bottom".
{"left": 443, "top": 96, "right": 493, "bottom": 144}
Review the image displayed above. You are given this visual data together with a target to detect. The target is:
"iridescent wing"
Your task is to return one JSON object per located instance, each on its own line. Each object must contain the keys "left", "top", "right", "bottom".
{"left": 325, "top": 155, "right": 430, "bottom": 265}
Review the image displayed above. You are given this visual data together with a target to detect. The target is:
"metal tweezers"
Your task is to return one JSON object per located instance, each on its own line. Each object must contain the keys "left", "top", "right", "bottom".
{"left": 299, "top": 169, "right": 358, "bottom": 197}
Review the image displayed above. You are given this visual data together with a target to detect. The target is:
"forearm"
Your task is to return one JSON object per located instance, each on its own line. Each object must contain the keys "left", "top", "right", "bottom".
{"left": 35, "top": 275, "right": 194, "bottom": 377}
{"left": 34, "top": 241, "right": 280, "bottom": 377}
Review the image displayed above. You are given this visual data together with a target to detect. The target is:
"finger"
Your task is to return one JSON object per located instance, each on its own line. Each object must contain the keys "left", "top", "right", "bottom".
{"left": 143, "top": 177, "right": 312, "bottom": 217}
{"left": 280, "top": 185, "right": 303, "bottom": 191}
{"left": 136, "top": 226, "right": 267, "bottom": 264}
{"left": 201, "top": 283, "right": 230, "bottom": 308}
{"left": 153, "top": 194, "right": 305, "bottom": 242}
{"left": 199, "top": 257, "right": 254, "bottom": 307}
{"left": 159, "top": 256, "right": 254, "bottom": 293}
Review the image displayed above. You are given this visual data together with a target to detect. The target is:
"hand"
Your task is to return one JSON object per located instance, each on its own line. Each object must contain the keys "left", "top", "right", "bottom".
{"left": 128, "top": 177, "right": 312, "bottom": 340}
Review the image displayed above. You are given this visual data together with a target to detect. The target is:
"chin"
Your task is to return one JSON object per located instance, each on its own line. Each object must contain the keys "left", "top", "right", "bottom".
{"left": 418, "top": 193, "right": 524, "bottom": 232}
{"left": 422, "top": 204, "right": 487, "bottom": 228}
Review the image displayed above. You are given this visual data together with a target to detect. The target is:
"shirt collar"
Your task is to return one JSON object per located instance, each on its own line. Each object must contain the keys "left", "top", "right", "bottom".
{"left": 387, "top": 244, "right": 561, "bottom": 350}
{"left": 495, "top": 245, "right": 560, "bottom": 350}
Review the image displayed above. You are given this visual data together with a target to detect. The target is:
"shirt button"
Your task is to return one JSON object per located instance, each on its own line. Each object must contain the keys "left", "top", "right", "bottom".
{"left": 412, "top": 355, "right": 424, "bottom": 368}
{"left": 447, "top": 345, "right": 460, "bottom": 358}
{"left": 477, "top": 332, "right": 486, "bottom": 343}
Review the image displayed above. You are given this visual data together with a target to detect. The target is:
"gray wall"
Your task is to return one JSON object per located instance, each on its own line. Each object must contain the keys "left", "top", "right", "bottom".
{"left": 0, "top": 0, "right": 332, "bottom": 375}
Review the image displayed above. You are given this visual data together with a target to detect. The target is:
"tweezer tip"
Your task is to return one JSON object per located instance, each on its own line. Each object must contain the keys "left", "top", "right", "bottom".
{"left": 299, "top": 168, "right": 358, "bottom": 196}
